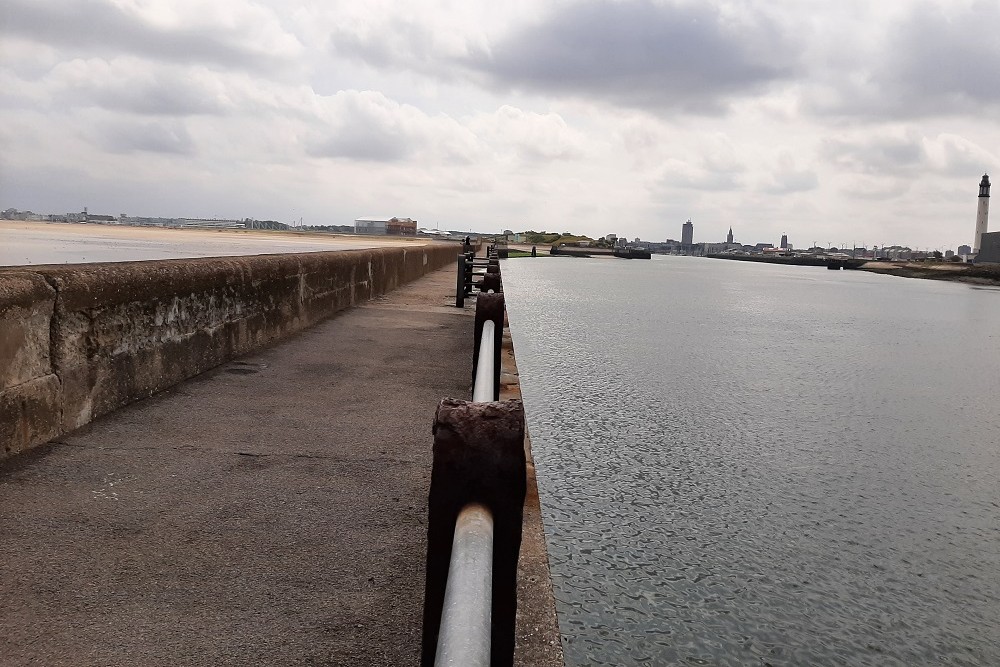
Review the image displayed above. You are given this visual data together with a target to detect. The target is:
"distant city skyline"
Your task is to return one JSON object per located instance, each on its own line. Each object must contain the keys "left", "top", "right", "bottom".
{"left": 1, "top": 204, "right": 970, "bottom": 253}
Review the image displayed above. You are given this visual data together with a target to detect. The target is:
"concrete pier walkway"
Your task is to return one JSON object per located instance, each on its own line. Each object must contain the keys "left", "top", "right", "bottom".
{"left": 1, "top": 267, "right": 476, "bottom": 666}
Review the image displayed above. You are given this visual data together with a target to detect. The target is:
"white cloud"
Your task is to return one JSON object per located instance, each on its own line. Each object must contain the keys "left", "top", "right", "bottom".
{"left": 821, "top": 130, "right": 928, "bottom": 175}
{"left": 46, "top": 58, "right": 232, "bottom": 116}
{"left": 1, "top": 0, "right": 303, "bottom": 73}
{"left": 2, "top": 0, "right": 1000, "bottom": 249}
{"left": 305, "top": 90, "right": 484, "bottom": 164}
{"left": 94, "top": 117, "right": 196, "bottom": 155}
{"left": 924, "top": 134, "right": 998, "bottom": 177}
{"left": 467, "top": 106, "right": 587, "bottom": 163}
{"left": 760, "top": 151, "right": 819, "bottom": 194}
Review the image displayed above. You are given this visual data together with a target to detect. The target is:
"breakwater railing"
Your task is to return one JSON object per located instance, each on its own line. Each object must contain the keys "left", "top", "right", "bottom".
{"left": 455, "top": 244, "right": 502, "bottom": 308}
{"left": 423, "top": 259, "right": 527, "bottom": 667}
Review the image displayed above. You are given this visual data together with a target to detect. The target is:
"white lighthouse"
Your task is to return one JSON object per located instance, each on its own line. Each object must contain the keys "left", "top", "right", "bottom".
{"left": 973, "top": 173, "right": 990, "bottom": 253}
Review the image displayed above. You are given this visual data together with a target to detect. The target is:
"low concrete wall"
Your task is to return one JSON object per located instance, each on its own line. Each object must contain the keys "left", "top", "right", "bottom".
{"left": 0, "top": 245, "right": 459, "bottom": 461}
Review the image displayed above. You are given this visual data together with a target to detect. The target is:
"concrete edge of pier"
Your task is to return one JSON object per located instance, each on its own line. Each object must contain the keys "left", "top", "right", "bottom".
{"left": 500, "top": 308, "right": 565, "bottom": 667}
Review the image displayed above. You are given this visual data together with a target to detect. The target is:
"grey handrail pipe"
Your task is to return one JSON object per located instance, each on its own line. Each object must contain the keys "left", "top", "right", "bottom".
{"left": 472, "top": 320, "right": 496, "bottom": 402}
{"left": 433, "top": 503, "right": 494, "bottom": 667}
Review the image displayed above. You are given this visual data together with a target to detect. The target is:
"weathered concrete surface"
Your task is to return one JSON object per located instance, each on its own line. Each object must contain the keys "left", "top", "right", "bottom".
{"left": 0, "top": 374, "right": 63, "bottom": 459}
{"left": 0, "top": 267, "right": 474, "bottom": 667}
{"left": 0, "top": 272, "right": 60, "bottom": 456}
{"left": 0, "top": 271, "right": 55, "bottom": 387}
{"left": 0, "top": 245, "right": 460, "bottom": 460}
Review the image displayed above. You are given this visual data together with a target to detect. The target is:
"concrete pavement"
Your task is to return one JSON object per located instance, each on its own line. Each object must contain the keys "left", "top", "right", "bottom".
{"left": 1, "top": 267, "right": 474, "bottom": 666}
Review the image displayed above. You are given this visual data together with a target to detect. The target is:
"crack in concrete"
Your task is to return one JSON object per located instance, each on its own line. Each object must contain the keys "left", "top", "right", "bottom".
{"left": 54, "top": 442, "right": 424, "bottom": 464}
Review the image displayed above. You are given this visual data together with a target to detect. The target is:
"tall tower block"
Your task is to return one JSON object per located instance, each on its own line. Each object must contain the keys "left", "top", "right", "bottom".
{"left": 974, "top": 173, "right": 990, "bottom": 253}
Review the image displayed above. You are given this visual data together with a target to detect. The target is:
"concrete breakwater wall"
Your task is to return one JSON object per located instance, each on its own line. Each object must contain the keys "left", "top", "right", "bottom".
{"left": 0, "top": 245, "right": 459, "bottom": 460}
{"left": 706, "top": 253, "right": 867, "bottom": 269}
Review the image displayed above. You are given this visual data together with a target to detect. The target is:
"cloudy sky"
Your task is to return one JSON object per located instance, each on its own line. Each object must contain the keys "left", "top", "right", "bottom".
{"left": 2, "top": 0, "right": 999, "bottom": 249}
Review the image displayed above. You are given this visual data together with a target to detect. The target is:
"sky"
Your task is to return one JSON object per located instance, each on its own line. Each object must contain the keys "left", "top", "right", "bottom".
{"left": 2, "top": 0, "right": 999, "bottom": 250}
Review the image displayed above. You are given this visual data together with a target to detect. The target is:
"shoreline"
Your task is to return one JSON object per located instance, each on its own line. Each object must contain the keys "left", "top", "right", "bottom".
{"left": 857, "top": 260, "right": 1000, "bottom": 286}
{"left": 0, "top": 219, "right": 451, "bottom": 267}
{"left": 0, "top": 219, "right": 435, "bottom": 246}
{"left": 707, "top": 252, "right": 1000, "bottom": 286}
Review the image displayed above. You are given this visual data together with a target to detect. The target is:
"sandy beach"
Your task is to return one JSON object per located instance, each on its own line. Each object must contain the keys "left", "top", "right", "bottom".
{"left": 0, "top": 220, "right": 442, "bottom": 267}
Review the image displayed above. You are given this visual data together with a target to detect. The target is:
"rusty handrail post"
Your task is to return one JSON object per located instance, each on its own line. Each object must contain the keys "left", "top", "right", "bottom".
{"left": 455, "top": 253, "right": 466, "bottom": 308}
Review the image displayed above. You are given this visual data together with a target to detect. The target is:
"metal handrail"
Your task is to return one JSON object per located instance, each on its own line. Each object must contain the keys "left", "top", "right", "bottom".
{"left": 456, "top": 245, "right": 502, "bottom": 307}
{"left": 434, "top": 316, "right": 501, "bottom": 666}
{"left": 434, "top": 503, "right": 494, "bottom": 667}
{"left": 472, "top": 320, "right": 496, "bottom": 402}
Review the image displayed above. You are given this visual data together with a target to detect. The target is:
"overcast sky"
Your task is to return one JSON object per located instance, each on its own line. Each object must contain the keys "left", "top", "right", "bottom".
{"left": 2, "top": 0, "right": 998, "bottom": 249}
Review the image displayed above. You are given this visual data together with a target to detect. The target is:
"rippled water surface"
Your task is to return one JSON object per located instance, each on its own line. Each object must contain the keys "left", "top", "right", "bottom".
{"left": 502, "top": 256, "right": 1000, "bottom": 666}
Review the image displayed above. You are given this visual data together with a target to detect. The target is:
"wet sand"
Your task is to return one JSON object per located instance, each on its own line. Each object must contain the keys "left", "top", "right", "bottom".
{"left": 0, "top": 221, "right": 437, "bottom": 267}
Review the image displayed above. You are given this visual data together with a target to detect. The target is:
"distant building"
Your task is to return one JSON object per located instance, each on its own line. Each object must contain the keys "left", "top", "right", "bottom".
{"left": 177, "top": 218, "right": 245, "bottom": 229}
{"left": 354, "top": 217, "right": 417, "bottom": 235}
{"left": 726, "top": 227, "right": 734, "bottom": 244}
{"left": 944, "top": 249, "right": 955, "bottom": 259}
{"left": 780, "top": 233, "right": 789, "bottom": 249}
{"left": 386, "top": 218, "right": 417, "bottom": 235}
{"left": 976, "top": 232, "right": 1000, "bottom": 264}
{"left": 882, "top": 245, "right": 913, "bottom": 260}
{"left": 681, "top": 220, "right": 694, "bottom": 248}
{"left": 973, "top": 173, "right": 991, "bottom": 253}
{"left": 958, "top": 244, "right": 972, "bottom": 256}
{"left": 703, "top": 242, "right": 732, "bottom": 255}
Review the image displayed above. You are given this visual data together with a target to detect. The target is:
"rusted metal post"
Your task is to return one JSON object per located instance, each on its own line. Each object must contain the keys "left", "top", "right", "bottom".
{"left": 421, "top": 399, "right": 527, "bottom": 667}
{"left": 455, "top": 254, "right": 466, "bottom": 308}
{"left": 480, "top": 273, "right": 502, "bottom": 294}
{"left": 464, "top": 252, "right": 475, "bottom": 296}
